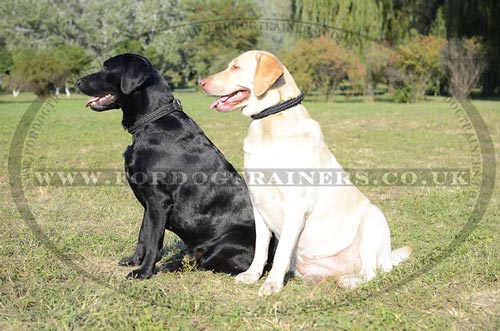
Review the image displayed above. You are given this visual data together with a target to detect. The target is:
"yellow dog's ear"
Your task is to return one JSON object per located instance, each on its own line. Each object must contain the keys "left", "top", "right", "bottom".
{"left": 253, "top": 52, "right": 283, "bottom": 97}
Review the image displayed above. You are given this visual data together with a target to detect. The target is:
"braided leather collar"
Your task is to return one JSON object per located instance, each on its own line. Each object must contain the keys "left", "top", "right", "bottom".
{"left": 251, "top": 93, "right": 304, "bottom": 120}
{"left": 128, "top": 99, "right": 182, "bottom": 134}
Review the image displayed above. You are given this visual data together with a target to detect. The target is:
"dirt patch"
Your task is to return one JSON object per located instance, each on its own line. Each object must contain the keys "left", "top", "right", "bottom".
{"left": 453, "top": 285, "right": 500, "bottom": 331}
{"left": 468, "top": 286, "right": 500, "bottom": 316}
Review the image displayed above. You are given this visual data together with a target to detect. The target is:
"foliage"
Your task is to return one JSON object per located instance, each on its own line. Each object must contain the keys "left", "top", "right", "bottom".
{"left": 443, "top": 37, "right": 487, "bottom": 101}
{"left": 392, "top": 84, "right": 412, "bottom": 103}
{"left": 0, "top": 49, "right": 13, "bottom": 75}
{"left": 290, "top": 0, "right": 499, "bottom": 98}
{"left": 113, "top": 40, "right": 145, "bottom": 56}
{"left": 364, "top": 42, "right": 395, "bottom": 101}
{"left": 0, "top": 0, "right": 498, "bottom": 99}
{"left": 183, "top": 0, "right": 261, "bottom": 79}
{"left": 6, "top": 49, "right": 63, "bottom": 97}
{"left": 292, "top": 0, "right": 384, "bottom": 53}
{"left": 281, "top": 36, "right": 364, "bottom": 101}
{"left": 444, "top": 0, "right": 500, "bottom": 96}
{"left": 5, "top": 46, "right": 90, "bottom": 97}
{"left": 390, "top": 36, "right": 447, "bottom": 103}
{"left": 279, "top": 41, "right": 314, "bottom": 93}
{"left": 365, "top": 43, "right": 394, "bottom": 81}
{"left": 54, "top": 45, "right": 91, "bottom": 86}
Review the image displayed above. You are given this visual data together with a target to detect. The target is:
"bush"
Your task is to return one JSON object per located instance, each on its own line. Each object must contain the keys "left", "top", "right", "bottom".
{"left": 281, "top": 36, "right": 363, "bottom": 101}
{"left": 6, "top": 45, "right": 89, "bottom": 97}
{"left": 393, "top": 85, "right": 412, "bottom": 103}
{"left": 391, "top": 36, "right": 447, "bottom": 103}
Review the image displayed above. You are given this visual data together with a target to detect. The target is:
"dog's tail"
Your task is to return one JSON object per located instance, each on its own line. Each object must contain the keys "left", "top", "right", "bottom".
{"left": 391, "top": 246, "right": 413, "bottom": 266}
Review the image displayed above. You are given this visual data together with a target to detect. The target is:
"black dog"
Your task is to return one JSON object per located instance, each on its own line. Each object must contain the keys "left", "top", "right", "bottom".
{"left": 77, "top": 53, "right": 260, "bottom": 279}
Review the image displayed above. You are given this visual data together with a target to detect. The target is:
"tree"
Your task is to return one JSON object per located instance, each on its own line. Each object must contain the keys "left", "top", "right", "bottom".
{"left": 443, "top": 38, "right": 486, "bottom": 101}
{"left": 113, "top": 40, "right": 145, "bottom": 55}
{"left": 254, "top": 0, "right": 293, "bottom": 54}
{"left": 282, "top": 36, "right": 362, "bottom": 101}
{"left": 1, "top": 0, "right": 497, "bottom": 98}
{"left": 0, "top": 0, "right": 86, "bottom": 49}
{"left": 364, "top": 42, "right": 395, "bottom": 101}
{"left": 0, "top": 47, "right": 13, "bottom": 76}
{"left": 0, "top": 40, "right": 13, "bottom": 92}
{"left": 183, "top": 0, "right": 261, "bottom": 79}
{"left": 444, "top": 0, "right": 500, "bottom": 96}
{"left": 6, "top": 46, "right": 89, "bottom": 98}
{"left": 391, "top": 35, "right": 447, "bottom": 102}
{"left": 7, "top": 49, "right": 67, "bottom": 97}
{"left": 291, "top": 0, "right": 384, "bottom": 54}
{"left": 55, "top": 45, "right": 91, "bottom": 96}
{"left": 280, "top": 39, "right": 315, "bottom": 94}
{"left": 129, "top": 0, "right": 189, "bottom": 86}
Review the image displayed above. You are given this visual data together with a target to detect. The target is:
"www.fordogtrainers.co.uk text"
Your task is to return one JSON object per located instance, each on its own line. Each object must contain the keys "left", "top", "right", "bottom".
{"left": 30, "top": 168, "right": 471, "bottom": 187}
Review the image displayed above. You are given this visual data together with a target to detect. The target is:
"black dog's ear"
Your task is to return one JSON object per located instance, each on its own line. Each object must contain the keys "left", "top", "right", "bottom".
{"left": 120, "top": 55, "right": 152, "bottom": 95}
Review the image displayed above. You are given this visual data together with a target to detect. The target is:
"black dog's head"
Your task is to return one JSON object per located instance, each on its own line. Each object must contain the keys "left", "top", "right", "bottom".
{"left": 77, "top": 53, "right": 154, "bottom": 112}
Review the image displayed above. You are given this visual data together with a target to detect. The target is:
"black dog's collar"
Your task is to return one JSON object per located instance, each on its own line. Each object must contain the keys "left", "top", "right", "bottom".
{"left": 128, "top": 99, "right": 183, "bottom": 134}
{"left": 251, "top": 92, "right": 304, "bottom": 120}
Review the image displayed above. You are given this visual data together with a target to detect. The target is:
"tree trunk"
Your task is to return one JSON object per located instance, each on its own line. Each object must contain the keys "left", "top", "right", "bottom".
{"left": 364, "top": 82, "right": 375, "bottom": 102}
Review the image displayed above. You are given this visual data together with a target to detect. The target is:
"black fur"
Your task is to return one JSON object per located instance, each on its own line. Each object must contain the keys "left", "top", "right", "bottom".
{"left": 77, "top": 53, "right": 260, "bottom": 279}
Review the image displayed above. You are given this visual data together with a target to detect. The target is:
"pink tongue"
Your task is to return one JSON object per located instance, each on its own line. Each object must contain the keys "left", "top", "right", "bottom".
{"left": 210, "top": 98, "right": 221, "bottom": 110}
{"left": 85, "top": 97, "right": 100, "bottom": 107}
{"left": 209, "top": 94, "right": 233, "bottom": 110}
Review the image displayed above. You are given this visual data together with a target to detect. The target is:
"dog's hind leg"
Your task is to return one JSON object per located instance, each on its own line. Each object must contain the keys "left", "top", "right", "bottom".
{"left": 337, "top": 204, "right": 391, "bottom": 290}
{"left": 158, "top": 251, "right": 186, "bottom": 273}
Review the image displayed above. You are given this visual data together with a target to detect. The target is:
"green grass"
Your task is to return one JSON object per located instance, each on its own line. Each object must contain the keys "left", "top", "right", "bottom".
{"left": 1, "top": 92, "right": 499, "bottom": 330}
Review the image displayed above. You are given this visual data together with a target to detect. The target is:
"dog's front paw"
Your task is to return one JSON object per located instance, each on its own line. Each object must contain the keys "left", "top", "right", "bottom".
{"left": 126, "top": 268, "right": 152, "bottom": 280}
{"left": 118, "top": 255, "right": 141, "bottom": 267}
{"left": 258, "top": 279, "right": 283, "bottom": 296}
{"left": 235, "top": 271, "right": 261, "bottom": 284}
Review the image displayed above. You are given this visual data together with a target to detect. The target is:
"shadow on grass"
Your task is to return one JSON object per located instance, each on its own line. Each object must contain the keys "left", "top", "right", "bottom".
{"left": 154, "top": 240, "right": 193, "bottom": 274}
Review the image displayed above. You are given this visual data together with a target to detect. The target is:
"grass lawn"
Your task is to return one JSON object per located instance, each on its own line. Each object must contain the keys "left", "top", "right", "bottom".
{"left": 0, "top": 91, "right": 498, "bottom": 330}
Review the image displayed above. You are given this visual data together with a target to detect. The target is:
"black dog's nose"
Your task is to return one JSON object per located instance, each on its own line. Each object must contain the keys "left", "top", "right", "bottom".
{"left": 76, "top": 78, "right": 84, "bottom": 87}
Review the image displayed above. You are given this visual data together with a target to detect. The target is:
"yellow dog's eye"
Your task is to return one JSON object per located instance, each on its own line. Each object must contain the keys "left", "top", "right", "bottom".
{"left": 231, "top": 64, "right": 240, "bottom": 70}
